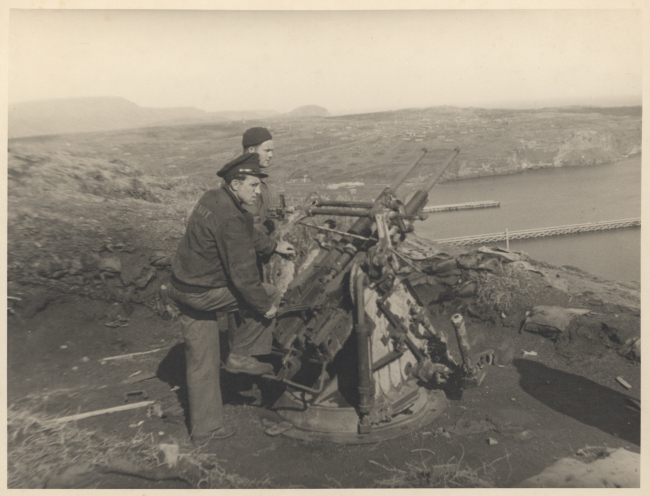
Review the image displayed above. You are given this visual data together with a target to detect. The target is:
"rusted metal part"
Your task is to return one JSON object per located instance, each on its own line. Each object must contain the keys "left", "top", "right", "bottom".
{"left": 314, "top": 200, "right": 376, "bottom": 209}
{"left": 353, "top": 266, "right": 374, "bottom": 434}
{"left": 376, "top": 299, "right": 427, "bottom": 364}
{"left": 272, "top": 362, "right": 328, "bottom": 394}
{"left": 298, "top": 221, "right": 373, "bottom": 242}
{"left": 451, "top": 313, "right": 485, "bottom": 388}
{"left": 402, "top": 147, "right": 461, "bottom": 217}
{"left": 372, "top": 349, "right": 405, "bottom": 371}
{"left": 307, "top": 207, "right": 374, "bottom": 217}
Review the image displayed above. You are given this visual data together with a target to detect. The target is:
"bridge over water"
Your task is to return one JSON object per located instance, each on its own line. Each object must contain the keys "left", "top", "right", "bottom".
{"left": 435, "top": 218, "right": 641, "bottom": 246}
{"left": 423, "top": 200, "right": 500, "bottom": 212}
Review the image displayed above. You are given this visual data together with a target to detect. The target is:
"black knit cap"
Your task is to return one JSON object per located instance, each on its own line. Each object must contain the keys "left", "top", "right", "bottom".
{"left": 242, "top": 127, "right": 273, "bottom": 148}
{"left": 217, "top": 152, "right": 268, "bottom": 179}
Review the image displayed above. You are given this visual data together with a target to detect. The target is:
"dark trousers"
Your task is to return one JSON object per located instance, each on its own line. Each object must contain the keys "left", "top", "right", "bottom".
{"left": 167, "top": 283, "right": 280, "bottom": 437}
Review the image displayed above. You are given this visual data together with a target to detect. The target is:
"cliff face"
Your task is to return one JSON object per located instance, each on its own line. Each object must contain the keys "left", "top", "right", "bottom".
{"left": 450, "top": 117, "right": 641, "bottom": 180}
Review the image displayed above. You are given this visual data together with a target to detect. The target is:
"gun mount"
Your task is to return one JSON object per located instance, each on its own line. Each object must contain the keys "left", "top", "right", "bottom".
{"left": 255, "top": 147, "right": 482, "bottom": 443}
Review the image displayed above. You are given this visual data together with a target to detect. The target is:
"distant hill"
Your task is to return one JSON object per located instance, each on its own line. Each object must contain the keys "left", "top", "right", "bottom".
{"left": 8, "top": 97, "right": 281, "bottom": 138}
{"left": 282, "top": 105, "right": 330, "bottom": 118}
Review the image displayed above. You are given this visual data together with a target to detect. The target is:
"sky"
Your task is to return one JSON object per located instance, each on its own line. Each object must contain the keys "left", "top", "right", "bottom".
{"left": 8, "top": 8, "right": 643, "bottom": 115}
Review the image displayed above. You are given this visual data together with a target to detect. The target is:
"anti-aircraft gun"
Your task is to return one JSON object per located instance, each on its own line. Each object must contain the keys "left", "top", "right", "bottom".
{"left": 261, "top": 148, "right": 482, "bottom": 442}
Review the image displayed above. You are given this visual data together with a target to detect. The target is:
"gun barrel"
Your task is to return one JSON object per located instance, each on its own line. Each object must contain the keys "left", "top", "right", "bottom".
{"left": 342, "top": 148, "right": 428, "bottom": 238}
{"left": 315, "top": 200, "right": 376, "bottom": 209}
{"left": 423, "top": 147, "right": 460, "bottom": 193}
{"left": 308, "top": 207, "right": 373, "bottom": 217}
{"left": 388, "top": 148, "right": 428, "bottom": 191}
{"left": 404, "top": 147, "right": 460, "bottom": 216}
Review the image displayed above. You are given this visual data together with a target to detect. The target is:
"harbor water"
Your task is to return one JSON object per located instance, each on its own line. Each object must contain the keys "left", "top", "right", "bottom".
{"left": 415, "top": 156, "right": 641, "bottom": 283}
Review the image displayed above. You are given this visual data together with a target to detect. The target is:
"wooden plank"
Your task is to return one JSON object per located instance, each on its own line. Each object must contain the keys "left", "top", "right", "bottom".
{"left": 101, "top": 348, "right": 165, "bottom": 361}
{"left": 54, "top": 401, "right": 155, "bottom": 423}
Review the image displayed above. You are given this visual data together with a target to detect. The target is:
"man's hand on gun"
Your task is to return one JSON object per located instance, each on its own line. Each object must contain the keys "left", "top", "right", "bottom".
{"left": 264, "top": 304, "right": 278, "bottom": 319}
{"left": 275, "top": 240, "right": 295, "bottom": 256}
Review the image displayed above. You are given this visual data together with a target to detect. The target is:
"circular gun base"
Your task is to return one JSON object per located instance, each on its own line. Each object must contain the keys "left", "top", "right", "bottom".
{"left": 271, "top": 388, "right": 447, "bottom": 444}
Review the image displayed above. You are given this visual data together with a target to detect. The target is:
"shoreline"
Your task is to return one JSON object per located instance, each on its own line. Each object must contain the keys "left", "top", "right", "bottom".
{"left": 438, "top": 152, "right": 641, "bottom": 183}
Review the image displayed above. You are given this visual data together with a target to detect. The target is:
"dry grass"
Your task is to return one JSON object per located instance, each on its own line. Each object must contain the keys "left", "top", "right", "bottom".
{"left": 7, "top": 401, "right": 273, "bottom": 489}
{"left": 372, "top": 458, "right": 494, "bottom": 488}
{"left": 8, "top": 402, "right": 153, "bottom": 488}
{"left": 9, "top": 148, "right": 209, "bottom": 212}
{"left": 474, "top": 263, "right": 535, "bottom": 314}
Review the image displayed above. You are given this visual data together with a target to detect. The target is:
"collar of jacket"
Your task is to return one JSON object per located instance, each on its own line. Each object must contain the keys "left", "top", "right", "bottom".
{"left": 222, "top": 184, "right": 246, "bottom": 213}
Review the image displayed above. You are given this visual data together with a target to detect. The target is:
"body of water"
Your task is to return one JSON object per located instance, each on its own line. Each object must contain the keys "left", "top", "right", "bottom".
{"left": 415, "top": 156, "right": 641, "bottom": 283}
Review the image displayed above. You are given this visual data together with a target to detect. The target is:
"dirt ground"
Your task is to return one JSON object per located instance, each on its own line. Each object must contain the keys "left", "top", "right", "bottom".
{"left": 7, "top": 134, "right": 640, "bottom": 488}
{"left": 7, "top": 276, "right": 641, "bottom": 488}
{"left": 7, "top": 213, "right": 640, "bottom": 487}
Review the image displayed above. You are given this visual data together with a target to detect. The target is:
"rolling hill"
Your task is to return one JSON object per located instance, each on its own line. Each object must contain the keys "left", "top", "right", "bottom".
{"left": 8, "top": 97, "right": 282, "bottom": 138}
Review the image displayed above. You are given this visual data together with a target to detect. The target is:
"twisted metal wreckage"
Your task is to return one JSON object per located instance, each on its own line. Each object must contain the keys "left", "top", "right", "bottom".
{"left": 234, "top": 147, "right": 497, "bottom": 444}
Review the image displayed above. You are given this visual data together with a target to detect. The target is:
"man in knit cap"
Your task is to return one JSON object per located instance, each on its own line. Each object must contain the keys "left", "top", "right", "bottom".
{"left": 168, "top": 152, "right": 294, "bottom": 445}
{"left": 241, "top": 127, "right": 275, "bottom": 235}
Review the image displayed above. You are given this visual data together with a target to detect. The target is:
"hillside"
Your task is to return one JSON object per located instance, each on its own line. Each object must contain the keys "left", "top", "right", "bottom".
{"left": 281, "top": 105, "right": 330, "bottom": 118}
{"left": 8, "top": 97, "right": 281, "bottom": 138}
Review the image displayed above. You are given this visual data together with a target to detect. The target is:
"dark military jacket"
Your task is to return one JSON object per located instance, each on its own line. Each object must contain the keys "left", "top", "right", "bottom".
{"left": 171, "top": 185, "right": 277, "bottom": 314}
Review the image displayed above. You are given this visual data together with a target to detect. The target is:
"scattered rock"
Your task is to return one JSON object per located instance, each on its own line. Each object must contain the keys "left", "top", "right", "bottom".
{"left": 261, "top": 418, "right": 277, "bottom": 428}
{"left": 509, "top": 260, "right": 544, "bottom": 275}
{"left": 476, "top": 258, "right": 502, "bottom": 273}
{"left": 134, "top": 267, "right": 157, "bottom": 290}
{"left": 68, "top": 258, "right": 84, "bottom": 276}
{"left": 511, "top": 430, "right": 535, "bottom": 443}
{"left": 98, "top": 256, "right": 122, "bottom": 275}
{"left": 615, "top": 376, "right": 632, "bottom": 390}
{"left": 435, "top": 274, "right": 461, "bottom": 286}
{"left": 454, "top": 281, "right": 477, "bottom": 298}
{"left": 487, "top": 437, "right": 498, "bottom": 445}
{"left": 150, "top": 251, "right": 172, "bottom": 267}
{"left": 617, "top": 337, "right": 640, "bottom": 362}
{"left": 411, "top": 282, "right": 449, "bottom": 305}
{"left": 543, "top": 273, "right": 569, "bottom": 292}
{"left": 456, "top": 253, "right": 481, "bottom": 270}
{"left": 447, "top": 418, "right": 495, "bottom": 436}
{"left": 104, "top": 302, "right": 130, "bottom": 327}
{"left": 434, "top": 427, "right": 451, "bottom": 439}
{"left": 477, "top": 246, "right": 523, "bottom": 263}
{"left": 422, "top": 258, "right": 458, "bottom": 275}
{"left": 522, "top": 306, "right": 591, "bottom": 337}
{"left": 158, "top": 444, "right": 179, "bottom": 468}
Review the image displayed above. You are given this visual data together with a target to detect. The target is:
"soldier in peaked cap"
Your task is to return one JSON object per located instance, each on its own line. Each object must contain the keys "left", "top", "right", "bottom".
{"left": 241, "top": 127, "right": 275, "bottom": 235}
{"left": 168, "top": 152, "right": 294, "bottom": 446}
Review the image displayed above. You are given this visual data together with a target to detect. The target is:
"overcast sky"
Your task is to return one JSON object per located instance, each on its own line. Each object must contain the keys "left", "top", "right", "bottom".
{"left": 8, "top": 8, "right": 642, "bottom": 114}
